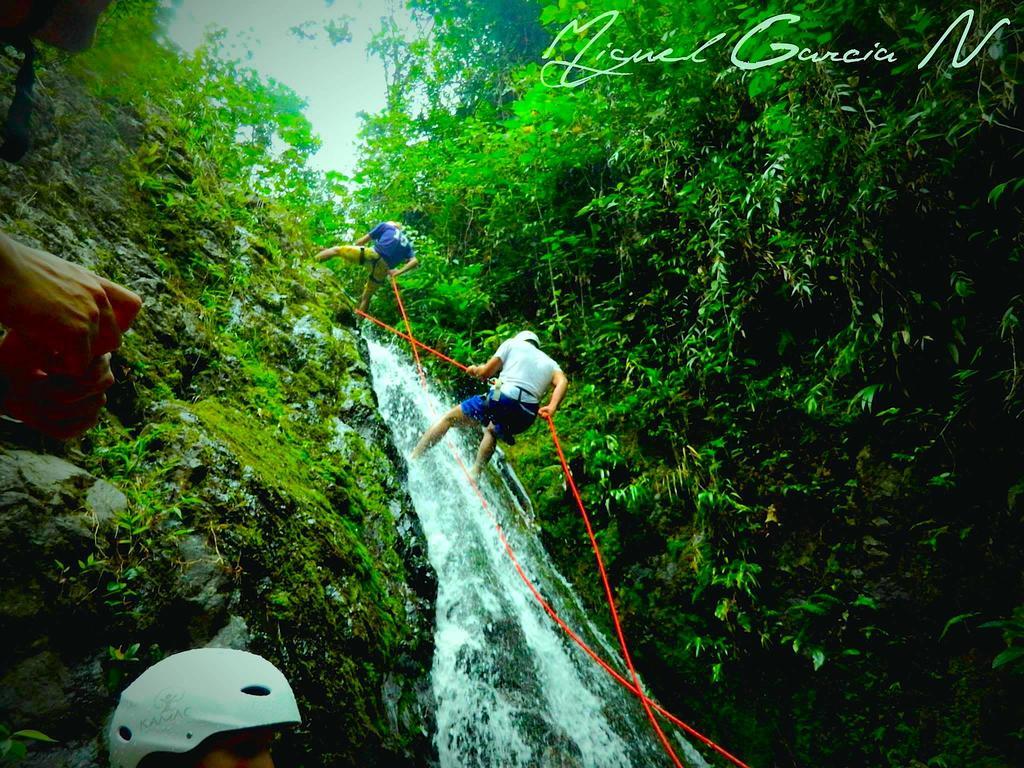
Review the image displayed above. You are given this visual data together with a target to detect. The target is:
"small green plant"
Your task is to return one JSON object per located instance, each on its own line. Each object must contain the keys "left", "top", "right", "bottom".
{"left": 980, "top": 606, "right": 1024, "bottom": 673}
{"left": 92, "top": 424, "right": 171, "bottom": 478}
{"left": 104, "top": 567, "right": 141, "bottom": 614}
{"left": 0, "top": 725, "right": 56, "bottom": 764}
{"left": 105, "top": 643, "right": 142, "bottom": 692}
{"left": 52, "top": 554, "right": 109, "bottom": 601}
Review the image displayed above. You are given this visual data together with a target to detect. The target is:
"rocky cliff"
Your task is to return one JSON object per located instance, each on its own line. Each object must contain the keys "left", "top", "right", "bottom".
{"left": 0, "top": 39, "right": 437, "bottom": 768}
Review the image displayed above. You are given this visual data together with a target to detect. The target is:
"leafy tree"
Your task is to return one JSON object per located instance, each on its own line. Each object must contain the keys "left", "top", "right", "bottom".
{"left": 353, "top": 0, "right": 1024, "bottom": 765}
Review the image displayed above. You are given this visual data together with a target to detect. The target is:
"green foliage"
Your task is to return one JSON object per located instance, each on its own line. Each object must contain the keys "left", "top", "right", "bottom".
{"left": 0, "top": 726, "right": 56, "bottom": 765}
{"left": 11, "top": 0, "right": 1018, "bottom": 763}
{"left": 4, "top": 4, "right": 432, "bottom": 761}
{"left": 105, "top": 643, "right": 142, "bottom": 693}
{"left": 351, "top": 0, "right": 1024, "bottom": 764}
{"left": 981, "top": 606, "right": 1024, "bottom": 674}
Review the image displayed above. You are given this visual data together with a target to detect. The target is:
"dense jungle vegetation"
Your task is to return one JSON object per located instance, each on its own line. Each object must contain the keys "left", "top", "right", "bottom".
{"left": 345, "top": 0, "right": 1024, "bottom": 766}
{"left": 2, "top": 2, "right": 436, "bottom": 764}
{"left": 3, "top": 0, "right": 1022, "bottom": 766}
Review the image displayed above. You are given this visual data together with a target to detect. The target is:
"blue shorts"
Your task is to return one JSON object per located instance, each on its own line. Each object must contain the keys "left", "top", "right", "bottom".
{"left": 461, "top": 393, "right": 539, "bottom": 445}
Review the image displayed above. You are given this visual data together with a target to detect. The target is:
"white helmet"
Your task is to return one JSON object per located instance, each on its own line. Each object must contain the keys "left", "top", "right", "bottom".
{"left": 512, "top": 330, "right": 540, "bottom": 348}
{"left": 108, "top": 649, "right": 301, "bottom": 768}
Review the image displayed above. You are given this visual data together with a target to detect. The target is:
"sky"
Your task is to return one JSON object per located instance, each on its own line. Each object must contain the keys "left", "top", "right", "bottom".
{"left": 160, "top": 0, "right": 415, "bottom": 177}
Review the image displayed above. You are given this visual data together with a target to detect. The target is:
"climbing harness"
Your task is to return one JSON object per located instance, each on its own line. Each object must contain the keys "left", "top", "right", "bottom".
{"left": 356, "top": 280, "right": 753, "bottom": 768}
{"left": 487, "top": 377, "right": 502, "bottom": 401}
{"left": 488, "top": 377, "right": 540, "bottom": 409}
{"left": 358, "top": 246, "right": 389, "bottom": 285}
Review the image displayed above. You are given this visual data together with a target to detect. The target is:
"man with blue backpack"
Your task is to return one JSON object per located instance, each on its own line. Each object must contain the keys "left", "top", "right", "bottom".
{"left": 315, "top": 220, "right": 419, "bottom": 312}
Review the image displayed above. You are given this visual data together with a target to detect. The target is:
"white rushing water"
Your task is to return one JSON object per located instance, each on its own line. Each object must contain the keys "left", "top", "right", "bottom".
{"left": 365, "top": 334, "right": 712, "bottom": 768}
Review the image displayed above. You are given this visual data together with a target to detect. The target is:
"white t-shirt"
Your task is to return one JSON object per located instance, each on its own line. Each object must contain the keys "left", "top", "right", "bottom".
{"left": 492, "top": 338, "right": 562, "bottom": 404}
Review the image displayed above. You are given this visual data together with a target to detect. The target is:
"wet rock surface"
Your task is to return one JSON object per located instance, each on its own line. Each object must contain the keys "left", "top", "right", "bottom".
{"left": 1, "top": 49, "right": 437, "bottom": 767}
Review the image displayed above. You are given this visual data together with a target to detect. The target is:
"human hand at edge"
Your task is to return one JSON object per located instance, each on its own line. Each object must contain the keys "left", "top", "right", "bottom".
{"left": 0, "top": 234, "right": 142, "bottom": 375}
{"left": 0, "top": 329, "right": 115, "bottom": 440}
{"left": 538, "top": 405, "right": 557, "bottom": 419}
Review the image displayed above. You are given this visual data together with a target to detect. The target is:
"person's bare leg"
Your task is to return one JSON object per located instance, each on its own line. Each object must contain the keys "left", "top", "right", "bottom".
{"left": 470, "top": 427, "right": 498, "bottom": 478}
{"left": 356, "top": 280, "right": 378, "bottom": 313}
{"left": 357, "top": 260, "right": 388, "bottom": 313}
{"left": 411, "top": 406, "right": 474, "bottom": 458}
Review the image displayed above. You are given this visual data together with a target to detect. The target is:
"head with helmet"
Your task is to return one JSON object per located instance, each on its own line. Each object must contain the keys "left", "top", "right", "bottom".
{"left": 511, "top": 330, "right": 540, "bottom": 349}
{"left": 108, "top": 648, "right": 301, "bottom": 768}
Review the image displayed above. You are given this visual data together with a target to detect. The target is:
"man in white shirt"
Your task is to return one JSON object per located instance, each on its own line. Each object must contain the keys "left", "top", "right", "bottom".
{"left": 411, "top": 330, "right": 569, "bottom": 477}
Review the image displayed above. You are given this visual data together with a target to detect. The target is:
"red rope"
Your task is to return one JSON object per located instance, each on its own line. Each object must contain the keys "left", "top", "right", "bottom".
{"left": 355, "top": 308, "right": 470, "bottom": 373}
{"left": 542, "top": 412, "right": 682, "bottom": 767}
{"left": 366, "top": 284, "right": 752, "bottom": 768}
{"left": 391, "top": 280, "right": 429, "bottom": 390}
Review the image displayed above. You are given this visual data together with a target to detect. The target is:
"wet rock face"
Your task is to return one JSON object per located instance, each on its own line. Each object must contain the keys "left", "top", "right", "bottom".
{"left": 0, "top": 448, "right": 243, "bottom": 760}
{"left": 0, "top": 450, "right": 125, "bottom": 645}
{"left": 0, "top": 47, "right": 437, "bottom": 768}
{"left": 0, "top": 450, "right": 123, "bottom": 760}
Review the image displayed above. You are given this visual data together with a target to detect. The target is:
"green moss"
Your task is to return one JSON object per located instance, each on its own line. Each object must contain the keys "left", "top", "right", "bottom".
{"left": 190, "top": 398, "right": 331, "bottom": 512}
{"left": 188, "top": 396, "right": 406, "bottom": 642}
{"left": 170, "top": 395, "right": 418, "bottom": 757}
{"left": 0, "top": 20, "right": 434, "bottom": 759}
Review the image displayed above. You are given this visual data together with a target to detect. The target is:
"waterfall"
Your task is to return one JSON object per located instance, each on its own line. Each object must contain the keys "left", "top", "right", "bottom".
{"left": 365, "top": 334, "right": 711, "bottom": 768}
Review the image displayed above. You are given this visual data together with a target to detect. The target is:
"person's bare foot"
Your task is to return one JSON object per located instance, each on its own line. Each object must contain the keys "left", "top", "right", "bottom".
{"left": 469, "top": 464, "right": 482, "bottom": 481}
